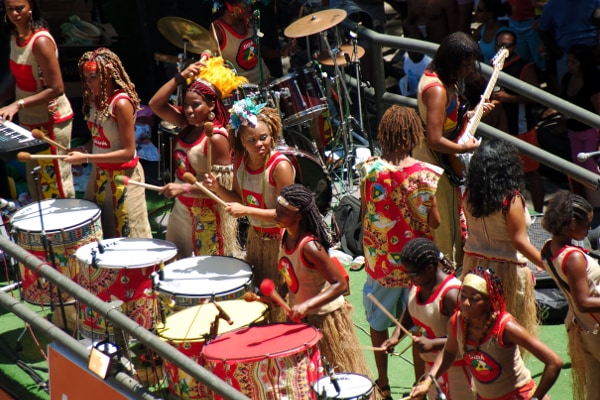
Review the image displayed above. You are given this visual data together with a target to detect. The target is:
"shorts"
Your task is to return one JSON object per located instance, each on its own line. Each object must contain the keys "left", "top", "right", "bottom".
{"left": 363, "top": 275, "right": 409, "bottom": 331}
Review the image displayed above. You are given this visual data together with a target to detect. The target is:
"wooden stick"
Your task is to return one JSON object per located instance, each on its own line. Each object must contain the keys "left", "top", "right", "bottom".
{"left": 210, "top": 23, "right": 222, "bottom": 58}
{"left": 114, "top": 175, "right": 163, "bottom": 192}
{"left": 17, "top": 152, "right": 67, "bottom": 162}
{"left": 205, "top": 122, "right": 214, "bottom": 172}
{"left": 259, "top": 279, "right": 297, "bottom": 321}
{"left": 31, "top": 129, "right": 69, "bottom": 152}
{"left": 367, "top": 292, "right": 414, "bottom": 339}
{"left": 182, "top": 172, "right": 228, "bottom": 207}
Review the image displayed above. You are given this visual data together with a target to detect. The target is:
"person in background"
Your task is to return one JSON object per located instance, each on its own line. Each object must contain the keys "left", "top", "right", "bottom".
{"left": 64, "top": 48, "right": 151, "bottom": 239}
{"left": 490, "top": 30, "right": 545, "bottom": 213}
{"left": 542, "top": 190, "right": 600, "bottom": 400}
{"left": 504, "top": 0, "right": 546, "bottom": 71}
{"left": 382, "top": 238, "right": 473, "bottom": 400}
{"left": 150, "top": 56, "right": 246, "bottom": 258}
{"left": 359, "top": 105, "right": 442, "bottom": 400}
{"left": 275, "top": 183, "right": 371, "bottom": 377}
{"left": 403, "top": 0, "right": 459, "bottom": 44}
{"left": 0, "top": 0, "right": 74, "bottom": 200}
{"left": 472, "top": 0, "right": 510, "bottom": 64}
{"left": 410, "top": 267, "right": 562, "bottom": 400}
{"left": 462, "top": 139, "right": 541, "bottom": 338}
{"left": 203, "top": 100, "right": 295, "bottom": 322}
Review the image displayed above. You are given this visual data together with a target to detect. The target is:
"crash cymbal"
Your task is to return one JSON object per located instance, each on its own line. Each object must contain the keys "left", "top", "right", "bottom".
{"left": 157, "top": 17, "right": 218, "bottom": 54}
{"left": 318, "top": 44, "right": 365, "bottom": 66}
{"left": 284, "top": 9, "right": 347, "bottom": 38}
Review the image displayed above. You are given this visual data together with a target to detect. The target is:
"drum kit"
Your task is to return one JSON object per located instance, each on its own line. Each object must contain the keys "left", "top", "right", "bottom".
{"left": 153, "top": 9, "right": 371, "bottom": 208}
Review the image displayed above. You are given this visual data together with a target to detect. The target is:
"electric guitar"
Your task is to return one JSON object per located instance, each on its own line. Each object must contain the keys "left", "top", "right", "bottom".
{"left": 437, "top": 47, "right": 510, "bottom": 186}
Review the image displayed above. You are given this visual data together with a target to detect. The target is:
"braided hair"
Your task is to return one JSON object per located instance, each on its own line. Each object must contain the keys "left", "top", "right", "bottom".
{"left": 378, "top": 105, "right": 423, "bottom": 157}
{"left": 280, "top": 184, "right": 332, "bottom": 251}
{"left": 229, "top": 105, "right": 283, "bottom": 155}
{"left": 542, "top": 190, "right": 593, "bottom": 236}
{"left": 78, "top": 48, "right": 140, "bottom": 121}
{"left": 187, "top": 80, "right": 229, "bottom": 127}
{"left": 400, "top": 237, "right": 455, "bottom": 274}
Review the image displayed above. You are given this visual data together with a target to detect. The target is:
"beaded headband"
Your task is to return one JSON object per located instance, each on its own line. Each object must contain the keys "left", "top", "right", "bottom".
{"left": 277, "top": 195, "right": 299, "bottom": 211}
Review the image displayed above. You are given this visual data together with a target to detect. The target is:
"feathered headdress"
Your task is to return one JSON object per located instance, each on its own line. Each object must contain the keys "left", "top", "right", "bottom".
{"left": 228, "top": 97, "right": 267, "bottom": 135}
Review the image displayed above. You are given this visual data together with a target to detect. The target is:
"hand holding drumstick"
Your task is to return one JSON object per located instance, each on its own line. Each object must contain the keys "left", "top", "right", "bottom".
{"left": 182, "top": 172, "right": 228, "bottom": 207}
{"left": 31, "top": 129, "right": 69, "bottom": 152}
{"left": 259, "top": 279, "right": 300, "bottom": 322}
{"left": 17, "top": 151, "right": 67, "bottom": 161}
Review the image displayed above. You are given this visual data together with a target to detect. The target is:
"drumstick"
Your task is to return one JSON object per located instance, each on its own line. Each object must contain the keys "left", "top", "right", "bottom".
{"left": 182, "top": 172, "right": 228, "bottom": 207}
{"left": 205, "top": 122, "right": 214, "bottom": 172}
{"left": 210, "top": 23, "right": 222, "bottom": 58}
{"left": 367, "top": 292, "right": 414, "bottom": 339}
{"left": 17, "top": 152, "right": 67, "bottom": 161}
{"left": 31, "top": 129, "right": 69, "bottom": 152}
{"left": 242, "top": 292, "right": 272, "bottom": 303}
{"left": 114, "top": 175, "right": 163, "bottom": 192}
{"left": 259, "top": 279, "right": 294, "bottom": 319}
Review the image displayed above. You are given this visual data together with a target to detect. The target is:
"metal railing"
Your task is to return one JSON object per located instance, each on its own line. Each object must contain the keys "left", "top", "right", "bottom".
{"left": 350, "top": 25, "right": 600, "bottom": 191}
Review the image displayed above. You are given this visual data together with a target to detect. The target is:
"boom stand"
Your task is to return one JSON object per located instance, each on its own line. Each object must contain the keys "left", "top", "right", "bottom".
{"left": 320, "top": 29, "right": 355, "bottom": 192}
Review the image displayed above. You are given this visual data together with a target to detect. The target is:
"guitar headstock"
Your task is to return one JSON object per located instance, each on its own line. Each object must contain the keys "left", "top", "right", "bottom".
{"left": 492, "top": 47, "right": 510, "bottom": 69}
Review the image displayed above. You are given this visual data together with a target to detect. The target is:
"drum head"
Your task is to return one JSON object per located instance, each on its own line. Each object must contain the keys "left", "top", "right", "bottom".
{"left": 202, "top": 323, "right": 322, "bottom": 363}
{"left": 11, "top": 199, "right": 101, "bottom": 232}
{"left": 312, "top": 373, "right": 374, "bottom": 399}
{"left": 157, "top": 256, "right": 253, "bottom": 297}
{"left": 157, "top": 299, "right": 267, "bottom": 342}
{"left": 75, "top": 237, "right": 178, "bottom": 269}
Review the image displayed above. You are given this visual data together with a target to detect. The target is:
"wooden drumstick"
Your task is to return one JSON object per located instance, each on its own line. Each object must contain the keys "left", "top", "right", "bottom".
{"left": 367, "top": 292, "right": 414, "bottom": 339}
{"left": 242, "top": 291, "right": 272, "bottom": 303}
{"left": 259, "top": 279, "right": 295, "bottom": 319}
{"left": 17, "top": 152, "right": 67, "bottom": 162}
{"left": 31, "top": 129, "right": 69, "bottom": 152}
{"left": 182, "top": 172, "right": 228, "bottom": 207}
{"left": 114, "top": 175, "right": 163, "bottom": 192}
{"left": 205, "top": 121, "right": 214, "bottom": 171}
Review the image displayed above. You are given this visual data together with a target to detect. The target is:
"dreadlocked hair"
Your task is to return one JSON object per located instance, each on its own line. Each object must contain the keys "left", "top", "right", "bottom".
{"left": 400, "top": 237, "right": 455, "bottom": 274}
{"left": 229, "top": 106, "right": 282, "bottom": 155}
{"left": 542, "top": 190, "right": 593, "bottom": 236}
{"left": 377, "top": 105, "right": 423, "bottom": 156}
{"left": 187, "top": 80, "right": 229, "bottom": 127}
{"left": 198, "top": 57, "right": 249, "bottom": 99}
{"left": 463, "top": 266, "right": 506, "bottom": 353}
{"left": 280, "top": 184, "right": 332, "bottom": 251}
{"left": 78, "top": 48, "right": 140, "bottom": 121}
{"left": 430, "top": 32, "right": 480, "bottom": 87}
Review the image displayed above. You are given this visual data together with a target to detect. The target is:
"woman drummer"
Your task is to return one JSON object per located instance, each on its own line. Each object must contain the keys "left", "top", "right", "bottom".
{"left": 149, "top": 56, "right": 247, "bottom": 258}
{"left": 204, "top": 99, "right": 295, "bottom": 322}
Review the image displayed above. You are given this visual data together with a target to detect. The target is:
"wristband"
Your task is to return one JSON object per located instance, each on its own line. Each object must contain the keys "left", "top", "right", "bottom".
{"left": 184, "top": 183, "right": 191, "bottom": 193}
{"left": 86, "top": 155, "right": 89, "bottom": 164}
{"left": 174, "top": 73, "right": 185, "bottom": 85}
{"left": 18, "top": 99, "right": 25, "bottom": 109}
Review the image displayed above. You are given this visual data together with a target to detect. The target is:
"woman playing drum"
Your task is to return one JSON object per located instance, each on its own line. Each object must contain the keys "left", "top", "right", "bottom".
{"left": 149, "top": 57, "right": 246, "bottom": 258}
{"left": 64, "top": 48, "right": 151, "bottom": 239}
{"left": 204, "top": 100, "right": 295, "bottom": 322}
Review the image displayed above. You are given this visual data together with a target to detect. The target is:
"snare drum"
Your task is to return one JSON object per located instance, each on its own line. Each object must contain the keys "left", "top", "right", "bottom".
{"left": 202, "top": 323, "right": 323, "bottom": 400}
{"left": 76, "top": 237, "right": 178, "bottom": 340}
{"left": 278, "top": 146, "right": 332, "bottom": 215}
{"left": 11, "top": 199, "right": 102, "bottom": 305}
{"left": 269, "top": 68, "right": 327, "bottom": 127}
{"left": 312, "top": 373, "right": 375, "bottom": 399}
{"left": 157, "top": 299, "right": 268, "bottom": 399}
{"left": 157, "top": 255, "right": 253, "bottom": 311}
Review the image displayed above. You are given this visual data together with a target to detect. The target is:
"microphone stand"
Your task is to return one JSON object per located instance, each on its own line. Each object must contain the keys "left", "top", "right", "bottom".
{"left": 251, "top": 9, "right": 264, "bottom": 86}
{"left": 30, "top": 167, "right": 69, "bottom": 333}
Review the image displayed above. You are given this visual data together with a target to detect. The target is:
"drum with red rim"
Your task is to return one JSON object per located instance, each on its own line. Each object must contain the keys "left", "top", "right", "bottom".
{"left": 202, "top": 323, "right": 324, "bottom": 400}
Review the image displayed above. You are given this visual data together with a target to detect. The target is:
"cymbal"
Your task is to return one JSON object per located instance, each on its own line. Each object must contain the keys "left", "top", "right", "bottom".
{"left": 284, "top": 9, "right": 347, "bottom": 38}
{"left": 157, "top": 17, "right": 218, "bottom": 54}
{"left": 318, "top": 44, "right": 365, "bottom": 66}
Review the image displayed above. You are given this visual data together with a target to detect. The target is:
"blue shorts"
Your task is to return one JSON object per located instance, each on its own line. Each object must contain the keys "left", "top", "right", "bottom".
{"left": 363, "top": 275, "right": 409, "bottom": 331}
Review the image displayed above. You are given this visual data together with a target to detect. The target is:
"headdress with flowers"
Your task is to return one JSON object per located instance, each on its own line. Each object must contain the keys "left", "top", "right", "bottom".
{"left": 228, "top": 97, "right": 267, "bottom": 135}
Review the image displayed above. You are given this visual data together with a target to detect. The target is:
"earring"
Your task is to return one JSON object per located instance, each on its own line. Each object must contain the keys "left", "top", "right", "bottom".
{"left": 208, "top": 112, "right": 215, "bottom": 121}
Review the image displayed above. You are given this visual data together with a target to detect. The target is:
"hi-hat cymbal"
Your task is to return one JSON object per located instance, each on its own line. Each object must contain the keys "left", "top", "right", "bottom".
{"left": 318, "top": 44, "right": 366, "bottom": 66}
{"left": 284, "top": 9, "right": 347, "bottom": 38}
{"left": 157, "top": 17, "right": 218, "bottom": 54}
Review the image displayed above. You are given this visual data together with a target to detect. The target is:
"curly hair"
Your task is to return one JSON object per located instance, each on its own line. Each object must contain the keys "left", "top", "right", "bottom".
{"left": 400, "top": 237, "right": 455, "bottom": 274}
{"left": 542, "top": 190, "right": 593, "bottom": 236}
{"left": 430, "top": 32, "right": 481, "bottom": 87}
{"left": 4, "top": 0, "right": 47, "bottom": 33}
{"left": 378, "top": 105, "right": 423, "bottom": 156}
{"left": 280, "top": 184, "right": 332, "bottom": 250}
{"left": 228, "top": 106, "right": 282, "bottom": 155}
{"left": 465, "top": 138, "right": 524, "bottom": 218}
{"left": 78, "top": 48, "right": 140, "bottom": 121}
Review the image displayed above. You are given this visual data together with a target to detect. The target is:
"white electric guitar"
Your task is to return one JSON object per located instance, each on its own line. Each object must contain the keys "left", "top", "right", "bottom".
{"left": 440, "top": 47, "right": 510, "bottom": 186}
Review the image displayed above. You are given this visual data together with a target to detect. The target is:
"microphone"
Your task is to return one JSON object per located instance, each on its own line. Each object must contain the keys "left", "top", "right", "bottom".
{"left": 212, "top": 299, "right": 234, "bottom": 325}
{"left": 429, "top": 374, "right": 447, "bottom": 400}
{"left": 577, "top": 150, "right": 600, "bottom": 162}
{"left": 0, "top": 198, "right": 17, "bottom": 211}
{"left": 97, "top": 240, "right": 106, "bottom": 254}
{"left": 322, "top": 357, "right": 341, "bottom": 395}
